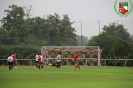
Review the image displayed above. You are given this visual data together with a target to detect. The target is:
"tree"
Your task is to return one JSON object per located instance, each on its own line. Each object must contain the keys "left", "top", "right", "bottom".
{"left": 0, "top": 27, "right": 9, "bottom": 45}
{"left": 1, "top": 5, "right": 78, "bottom": 46}
{"left": 87, "top": 23, "right": 133, "bottom": 59}
{"left": 76, "top": 35, "right": 88, "bottom": 46}
{"left": 2, "top": 4, "right": 25, "bottom": 32}
{"left": 45, "top": 13, "right": 77, "bottom": 46}
{"left": 103, "top": 23, "right": 132, "bottom": 42}
{"left": 0, "top": 28, "right": 9, "bottom": 38}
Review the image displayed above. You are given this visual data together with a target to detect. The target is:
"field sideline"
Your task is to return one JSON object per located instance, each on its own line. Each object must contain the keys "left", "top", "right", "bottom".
{"left": 0, "top": 66, "right": 133, "bottom": 88}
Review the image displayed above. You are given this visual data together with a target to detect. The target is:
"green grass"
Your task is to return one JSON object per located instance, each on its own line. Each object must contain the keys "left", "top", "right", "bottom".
{"left": 0, "top": 66, "right": 133, "bottom": 88}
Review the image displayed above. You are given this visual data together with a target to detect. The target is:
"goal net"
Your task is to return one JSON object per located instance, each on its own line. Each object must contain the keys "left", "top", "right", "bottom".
{"left": 41, "top": 46, "right": 102, "bottom": 66}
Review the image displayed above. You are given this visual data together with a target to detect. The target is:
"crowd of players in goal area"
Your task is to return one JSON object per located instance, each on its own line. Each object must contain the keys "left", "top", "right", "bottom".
{"left": 7, "top": 52, "right": 80, "bottom": 71}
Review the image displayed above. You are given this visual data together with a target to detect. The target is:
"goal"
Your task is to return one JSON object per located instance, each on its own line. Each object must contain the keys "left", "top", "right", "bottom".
{"left": 41, "top": 46, "right": 102, "bottom": 66}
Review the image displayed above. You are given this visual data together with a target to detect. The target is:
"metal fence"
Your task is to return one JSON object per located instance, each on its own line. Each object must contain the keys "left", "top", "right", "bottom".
{"left": 1, "top": 58, "right": 133, "bottom": 67}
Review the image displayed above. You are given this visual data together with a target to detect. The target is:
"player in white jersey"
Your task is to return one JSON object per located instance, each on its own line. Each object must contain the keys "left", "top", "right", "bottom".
{"left": 56, "top": 52, "right": 61, "bottom": 69}
{"left": 7, "top": 55, "right": 13, "bottom": 70}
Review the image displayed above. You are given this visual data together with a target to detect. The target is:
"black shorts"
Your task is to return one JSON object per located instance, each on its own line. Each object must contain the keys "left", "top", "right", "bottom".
{"left": 56, "top": 62, "right": 61, "bottom": 65}
{"left": 8, "top": 62, "right": 13, "bottom": 65}
{"left": 36, "top": 61, "right": 38, "bottom": 64}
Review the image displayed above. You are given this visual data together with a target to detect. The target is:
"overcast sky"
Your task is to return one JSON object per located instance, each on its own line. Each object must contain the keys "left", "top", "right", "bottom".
{"left": 0, "top": 0, "right": 133, "bottom": 38}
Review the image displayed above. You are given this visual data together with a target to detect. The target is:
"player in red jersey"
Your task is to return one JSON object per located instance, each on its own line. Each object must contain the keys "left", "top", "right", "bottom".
{"left": 12, "top": 53, "right": 17, "bottom": 69}
{"left": 37, "top": 54, "right": 43, "bottom": 70}
{"left": 73, "top": 53, "right": 80, "bottom": 71}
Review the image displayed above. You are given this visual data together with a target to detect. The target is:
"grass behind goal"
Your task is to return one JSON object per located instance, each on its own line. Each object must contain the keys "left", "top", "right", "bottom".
{"left": 0, "top": 66, "right": 133, "bottom": 88}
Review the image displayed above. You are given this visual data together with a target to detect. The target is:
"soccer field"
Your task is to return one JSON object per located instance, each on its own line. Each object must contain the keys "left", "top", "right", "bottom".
{"left": 0, "top": 66, "right": 133, "bottom": 88}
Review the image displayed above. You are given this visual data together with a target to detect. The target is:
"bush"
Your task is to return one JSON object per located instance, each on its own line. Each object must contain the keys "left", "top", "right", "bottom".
{"left": 0, "top": 45, "right": 40, "bottom": 59}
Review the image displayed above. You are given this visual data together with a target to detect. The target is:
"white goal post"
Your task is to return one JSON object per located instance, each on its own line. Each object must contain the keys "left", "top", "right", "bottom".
{"left": 41, "top": 46, "right": 102, "bottom": 66}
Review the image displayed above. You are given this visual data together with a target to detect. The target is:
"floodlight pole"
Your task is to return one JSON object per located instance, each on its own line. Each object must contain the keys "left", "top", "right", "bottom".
{"left": 0, "top": 20, "right": 2, "bottom": 27}
{"left": 98, "top": 47, "right": 100, "bottom": 66}
{"left": 98, "top": 20, "right": 100, "bottom": 48}
{"left": 98, "top": 21, "right": 101, "bottom": 67}
{"left": 81, "top": 21, "right": 83, "bottom": 46}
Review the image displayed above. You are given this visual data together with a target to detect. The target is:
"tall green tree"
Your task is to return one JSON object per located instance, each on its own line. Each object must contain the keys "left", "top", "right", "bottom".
{"left": 87, "top": 23, "right": 133, "bottom": 59}
{"left": 2, "top": 5, "right": 25, "bottom": 34}
{"left": 76, "top": 35, "right": 88, "bottom": 46}
{"left": 103, "top": 23, "right": 132, "bottom": 42}
{"left": 1, "top": 5, "right": 77, "bottom": 46}
{"left": 46, "top": 13, "right": 77, "bottom": 46}
{"left": 0, "top": 28, "right": 9, "bottom": 38}
{"left": 1, "top": 4, "right": 32, "bottom": 45}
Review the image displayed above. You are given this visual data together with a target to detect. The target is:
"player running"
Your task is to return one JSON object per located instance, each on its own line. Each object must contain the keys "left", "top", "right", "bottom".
{"left": 12, "top": 53, "right": 17, "bottom": 69}
{"left": 73, "top": 53, "right": 80, "bottom": 71}
{"left": 7, "top": 55, "right": 13, "bottom": 70}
